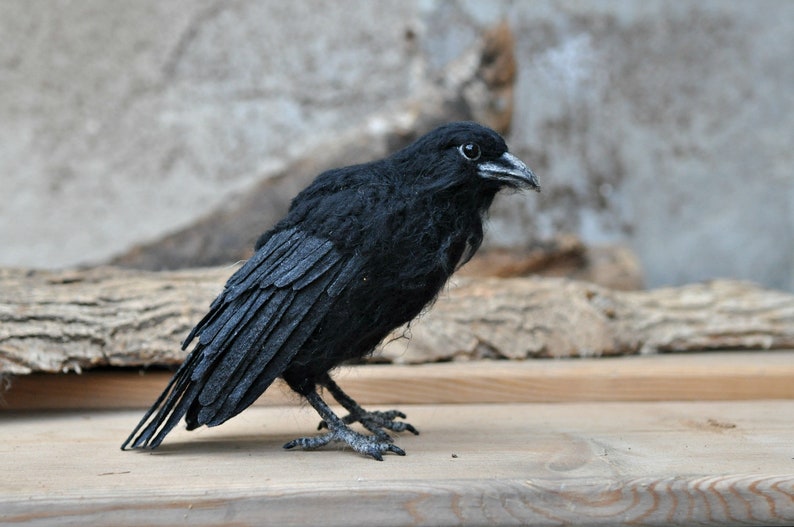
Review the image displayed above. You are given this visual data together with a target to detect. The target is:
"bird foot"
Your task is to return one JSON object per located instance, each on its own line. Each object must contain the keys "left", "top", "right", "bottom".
{"left": 318, "top": 409, "right": 419, "bottom": 442}
{"left": 283, "top": 423, "right": 405, "bottom": 461}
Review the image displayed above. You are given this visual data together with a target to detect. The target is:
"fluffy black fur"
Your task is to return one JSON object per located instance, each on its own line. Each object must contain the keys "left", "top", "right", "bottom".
{"left": 122, "top": 122, "right": 539, "bottom": 460}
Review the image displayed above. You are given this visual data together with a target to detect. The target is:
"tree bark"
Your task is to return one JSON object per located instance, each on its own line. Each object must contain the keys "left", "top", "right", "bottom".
{"left": 2, "top": 266, "right": 793, "bottom": 374}
{"left": 380, "top": 277, "right": 794, "bottom": 363}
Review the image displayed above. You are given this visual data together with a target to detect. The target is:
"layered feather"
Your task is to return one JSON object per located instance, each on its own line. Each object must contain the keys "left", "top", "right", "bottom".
{"left": 122, "top": 227, "right": 362, "bottom": 449}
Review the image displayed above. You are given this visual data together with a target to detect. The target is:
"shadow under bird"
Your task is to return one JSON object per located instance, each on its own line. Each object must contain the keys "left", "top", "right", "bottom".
{"left": 122, "top": 121, "right": 540, "bottom": 460}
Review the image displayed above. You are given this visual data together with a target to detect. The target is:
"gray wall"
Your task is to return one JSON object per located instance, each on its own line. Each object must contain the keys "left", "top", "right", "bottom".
{"left": 2, "top": 1, "right": 792, "bottom": 290}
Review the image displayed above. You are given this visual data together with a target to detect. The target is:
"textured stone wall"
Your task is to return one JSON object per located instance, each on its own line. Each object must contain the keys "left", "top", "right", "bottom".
{"left": 2, "top": 0, "right": 792, "bottom": 290}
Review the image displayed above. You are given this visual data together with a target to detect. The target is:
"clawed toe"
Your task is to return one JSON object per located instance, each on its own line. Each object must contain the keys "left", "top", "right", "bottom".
{"left": 317, "top": 408, "right": 419, "bottom": 439}
{"left": 284, "top": 426, "right": 405, "bottom": 461}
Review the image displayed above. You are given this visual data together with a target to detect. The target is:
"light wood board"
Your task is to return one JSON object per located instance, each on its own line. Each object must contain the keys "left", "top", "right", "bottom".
{"left": 1, "top": 401, "right": 793, "bottom": 526}
{"left": 3, "top": 351, "right": 794, "bottom": 410}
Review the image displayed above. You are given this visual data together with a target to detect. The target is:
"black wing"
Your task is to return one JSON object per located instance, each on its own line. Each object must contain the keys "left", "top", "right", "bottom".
{"left": 121, "top": 226, "right": 363, "bottom": 449}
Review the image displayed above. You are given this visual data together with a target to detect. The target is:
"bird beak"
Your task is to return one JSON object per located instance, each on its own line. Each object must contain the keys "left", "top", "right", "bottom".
{"left": 478, "top": 152, "right": 540, "bottom": 192}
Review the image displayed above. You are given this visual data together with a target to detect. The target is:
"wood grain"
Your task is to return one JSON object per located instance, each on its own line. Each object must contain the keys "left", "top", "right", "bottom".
{"left": 380, "top": 277, "right": 794, "bottom": 363}
{"left": 1, "top": 401, "right": 793, "bottom": 526}
{"left": 3, "top": 265, "right": 794, "bottom": 373}
{"left": 2, "top": 351, "right": 794, "bottom": 410}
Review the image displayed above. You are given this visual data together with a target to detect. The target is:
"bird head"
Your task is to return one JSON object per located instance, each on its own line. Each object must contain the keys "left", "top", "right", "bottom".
{"left": 394, "top": 121, "right": 540, "bottom": 194}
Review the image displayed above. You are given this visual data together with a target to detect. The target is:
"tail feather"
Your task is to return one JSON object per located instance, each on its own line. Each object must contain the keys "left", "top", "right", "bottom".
{"left": 120, "top": 350, "right": 202, "bottom": 450}
{"left": 195, "top": 289, "right": 292, "bottom": 410}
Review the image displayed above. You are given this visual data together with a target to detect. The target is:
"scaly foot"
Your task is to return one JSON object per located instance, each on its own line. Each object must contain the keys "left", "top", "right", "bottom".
{"left": 285, "top": 388, "right": 409, "bottom": 460}
{"left": 318, "top": 409, "right": 419, "bottom": 441}
{"left": 284, "top": 423, "right": 405, "bottom": 461}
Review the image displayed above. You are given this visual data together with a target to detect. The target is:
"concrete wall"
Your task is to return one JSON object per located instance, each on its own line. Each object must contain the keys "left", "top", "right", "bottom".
{"left": 2, "top": 0, "right": 792, "bottom": 290}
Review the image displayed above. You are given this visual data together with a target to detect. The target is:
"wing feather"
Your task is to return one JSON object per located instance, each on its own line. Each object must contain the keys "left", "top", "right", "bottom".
{"left": 182, "top": 227, "right": 303, "bottom": 347}
{"left": 327, "top": 256, "right": 365, "bottom": 297}
{"left": 204, "top": 262, "right": 350, "bottom": 425}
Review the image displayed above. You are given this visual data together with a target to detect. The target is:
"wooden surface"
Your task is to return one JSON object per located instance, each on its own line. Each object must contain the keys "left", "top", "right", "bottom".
{"left": 3, "top": 351, "right": 794, "bottom": 410}
{"left": 2, "top": 353, "right": 794, "bottom": 526}
{"left": 1, "top": 401, "right": 793, "bottom": 526}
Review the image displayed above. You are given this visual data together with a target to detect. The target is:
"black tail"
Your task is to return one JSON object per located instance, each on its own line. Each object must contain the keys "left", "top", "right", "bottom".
{"left": 120, "top": 349, "right": 203, "bottom": 450}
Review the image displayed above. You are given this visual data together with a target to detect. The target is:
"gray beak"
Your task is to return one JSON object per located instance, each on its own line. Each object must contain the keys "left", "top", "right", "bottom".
{"left": 477, "top": 152, "right": 540, "bottom": 191}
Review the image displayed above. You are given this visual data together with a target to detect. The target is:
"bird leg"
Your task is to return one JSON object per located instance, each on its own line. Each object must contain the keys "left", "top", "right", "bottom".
{"left": 283, "top": 389, "right": 406, "bottom": 461}
{"left": 317, "top": 376, "right": 419, "bottom": 440}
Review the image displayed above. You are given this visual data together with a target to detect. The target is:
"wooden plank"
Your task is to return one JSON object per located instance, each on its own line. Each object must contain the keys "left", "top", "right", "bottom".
{"left": 1, "top": 401, "right": 793, "bottom": 526}
{"left": 2, "top": 351, "right": 794, "bottom": 410}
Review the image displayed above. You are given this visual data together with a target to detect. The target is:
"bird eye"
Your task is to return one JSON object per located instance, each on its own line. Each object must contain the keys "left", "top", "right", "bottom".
{"left": 458, "top": 143, "right": 481, "bottom": 161}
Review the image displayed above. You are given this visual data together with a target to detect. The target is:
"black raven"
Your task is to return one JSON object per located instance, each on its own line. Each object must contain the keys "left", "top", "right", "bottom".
{"left": 122, "top": 121, "right": 539, "bottom": 460}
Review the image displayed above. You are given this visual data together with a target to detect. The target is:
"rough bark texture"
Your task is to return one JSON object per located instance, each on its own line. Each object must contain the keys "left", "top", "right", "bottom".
{"left": 0, "top": 267, "right": 223, "bottom": 374}
{"left": 380, "top": 277, "right": 794, "bottom": 363}
{"left": 458, "top": 234, "right": 644, "bottom": 291}
{"left": 2, "top": 266, "right": 793, "bottom": 374}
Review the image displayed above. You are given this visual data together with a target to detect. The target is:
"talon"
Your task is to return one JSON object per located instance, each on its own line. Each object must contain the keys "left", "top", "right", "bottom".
{"left": 388, "top": 444, "right": 406, "bottom": 456}
{"left": 386, "top": 422, "right": 418, "bottom": 435}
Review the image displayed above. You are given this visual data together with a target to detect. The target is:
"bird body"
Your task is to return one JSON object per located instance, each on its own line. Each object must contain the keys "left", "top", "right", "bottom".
{"left": 123, "top": 122, "right": 539, "bottom": 459}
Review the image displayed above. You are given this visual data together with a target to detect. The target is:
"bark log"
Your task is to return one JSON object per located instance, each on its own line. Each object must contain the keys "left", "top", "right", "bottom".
{"left": 380, "top": 277, "right": 794, "bottom": 363}
{"left": 459, "top": 234, "right": 644, "bottom": 290}
{"left": 2, "top": 266, "right": 793, "bottom": 374}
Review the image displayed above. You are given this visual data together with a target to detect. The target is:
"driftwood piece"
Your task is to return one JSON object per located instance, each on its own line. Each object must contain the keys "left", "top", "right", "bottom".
{"left": 381, "top": 277, "right": 794, "bottom": 363}
{"left": 2, "top": 266, "right": 794, "bottom": 374}
{"left": 0, "top": 267, "right": 224, "bottom": 374}
{"left": 461, "top": 234, "right": 644, "bottom": 290}
{"left": 110, "top": 22, "right": 518, "bottom": 271}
